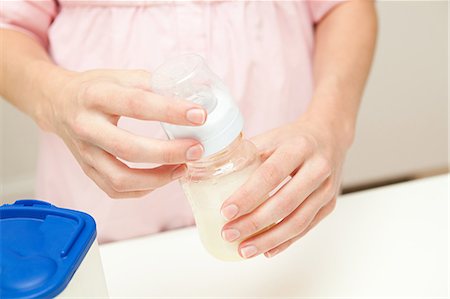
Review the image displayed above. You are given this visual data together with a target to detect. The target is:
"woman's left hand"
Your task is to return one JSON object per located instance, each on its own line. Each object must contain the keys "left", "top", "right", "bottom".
{"left": 220, "top": 114, "right": 352, "bottom": 258}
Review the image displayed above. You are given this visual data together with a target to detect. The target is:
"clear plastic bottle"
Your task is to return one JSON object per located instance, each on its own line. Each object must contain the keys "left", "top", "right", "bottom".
{"left": 181, "top": 133, "right": 261, "bottom": 261}
{"left": 152, "top": 54, "right": 262, "bottom": 261}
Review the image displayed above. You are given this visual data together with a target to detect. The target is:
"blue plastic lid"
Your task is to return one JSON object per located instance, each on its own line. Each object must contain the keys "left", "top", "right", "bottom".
{"left": 0, "top": 200, "right": 97, "bottom": 299}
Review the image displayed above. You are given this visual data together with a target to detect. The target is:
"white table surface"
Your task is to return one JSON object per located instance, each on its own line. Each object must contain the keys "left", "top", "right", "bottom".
{"left": 99, "top": 174, "right": 449, "bottom": 298}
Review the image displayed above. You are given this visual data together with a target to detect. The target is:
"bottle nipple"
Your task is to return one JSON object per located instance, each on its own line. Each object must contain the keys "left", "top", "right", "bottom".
{"left": 151, "top": 54, "right": 243, "bottom": 158}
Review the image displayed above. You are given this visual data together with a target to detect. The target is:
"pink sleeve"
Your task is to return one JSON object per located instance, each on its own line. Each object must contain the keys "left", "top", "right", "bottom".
{"left": 308, "top": 0, "right": 344, "bottom": 24}
{"left": 0, "top": 0, "right": 57, "bottom": 47}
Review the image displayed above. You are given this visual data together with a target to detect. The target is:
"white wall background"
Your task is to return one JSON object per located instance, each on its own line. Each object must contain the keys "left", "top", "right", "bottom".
{"left": 1, "top": 1, "right": 448, "bottom": 203}
{"left": 342, "top": 1, "right": 448, "bottom": 186}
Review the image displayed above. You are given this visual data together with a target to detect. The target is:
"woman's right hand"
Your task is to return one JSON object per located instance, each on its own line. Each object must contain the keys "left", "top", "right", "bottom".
{"left": 38, "top": 69, "right": 206, "bottom": 198}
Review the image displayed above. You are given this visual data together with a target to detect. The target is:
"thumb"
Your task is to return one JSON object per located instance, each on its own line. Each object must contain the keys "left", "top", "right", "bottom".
{"left": 250, "top": 130, "right": 279, "bottom": 153}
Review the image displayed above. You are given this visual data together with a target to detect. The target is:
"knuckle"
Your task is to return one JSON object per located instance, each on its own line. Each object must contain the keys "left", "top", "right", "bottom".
{"left": 291, "top": 135, "right": 315, "bottom": 156}
{"left": 124, "top": 91, "right": 145, "bottom": 118}
{"left": 260, "top": 162, "right": 282, "bottom": 186}
{"left": 81, "top": 164, "right": 95, "bottom": 178}
{"left": 231, "top": 187, "right": 253, "bottom": 212}
{"left": 112, "top": 140, "right": 136, "bottom": 161}
{"left": 109, "top": 172, "right": 130, "bottom": 192}
{"left": 280, "top": 144, "right": 301, "bottom": 163}
{"left": 291, "top": 135, "right": 309, "bottom": 149}
{"left": 79, "top": 147, "right": 94, "bottom": 166}
{"left": 274, "top": 195, "right": 298, "bottom": 220}
{"left": 80, "top": 81, "right": 117, "bottom": 109}
{"left": 315, "top": 155, "right": 332, "bottom": 178}
{"left": 79, "top": 82, "right": 107, "bottom": 108}
{"left": 292, "top": 215, "right": 310, "bottom": 234}
{"left": 79, "top": 82, "right": 97, "bottom": 101}
{"left": 238, "top": 187, "right": 252, "bottom": 201}
{"left": 71, "top": 114, "right": 91, "bottom": 139}
{"left": 111, "top": 139, "right": 125, "bottom": 157}
{"left": 162, "top": 149, "right": 174, "bottom": 164}
{"left": 245, "top": 215, "right": 262, "bottom": 233}
{"left": 163, "top": 102, "right": 181, "bottom": 123}
{"left": 162, "top": 146, "right": 179, "bottom": 164}
{"left": 76, "top": 141, "right": 90, "bottom": 156}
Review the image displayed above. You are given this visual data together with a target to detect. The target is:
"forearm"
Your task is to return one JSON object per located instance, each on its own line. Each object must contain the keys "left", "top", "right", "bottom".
{"left": 0, "top": 29, "right": 72, "bottom": 130}
{"left": 304, "top": 0, "right": 377, "bottom": 148}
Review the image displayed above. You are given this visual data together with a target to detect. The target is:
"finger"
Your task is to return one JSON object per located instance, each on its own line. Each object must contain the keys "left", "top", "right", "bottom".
{"left": 250, "top": 131, "right": 280, "bottom": 153}
{"left": 86, "top": 145, "right": 187, "bottom": 192}
{"left": 250, "top": 123, "right": 302, "bottom": 152}
{"left": 75, "top": 118, "right": 204, "bottom": 163}
{"left": 81, "top": 163, "right": 152, "bottom": 199}
{"left": 220, "top": 139, "right": 312, "bottom": 221}
{"left": 264, "top": 197, "right": 337, "bottom": 258}
{"left": 106, "top": 69, "right": 153, "bottom": 90}
{"left": 64, "top": 137, "right": 152, "bottom": 198}
{"left": 222, "top": 157, "right": 331, "bottom": 242}
{"left": 237, "top": 182, "right": 334, "bottom": 259}
{"left": 84, "top": 82, "right": 206, "bottom": 125}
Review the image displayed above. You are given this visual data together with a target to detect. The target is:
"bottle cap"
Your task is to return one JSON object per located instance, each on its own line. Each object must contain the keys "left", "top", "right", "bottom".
{"left": 0, "top": 200, "right": 97, "bottom": 299}
{"left": 151, "top": 54, "right": 243, "bottom": 157}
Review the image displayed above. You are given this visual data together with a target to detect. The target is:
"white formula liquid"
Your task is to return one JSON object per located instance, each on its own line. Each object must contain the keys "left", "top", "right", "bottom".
{"left": 182, "top": 162, "right": 260, "bottom": 261}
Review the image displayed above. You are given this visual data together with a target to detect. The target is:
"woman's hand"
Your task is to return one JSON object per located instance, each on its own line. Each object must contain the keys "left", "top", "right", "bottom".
{"left": 39, "top": 69, "right": 206, "bottom": 198}
{"left": 220, "top": 114, "right": 352, "bottom": 258}
{"left": 219, "top": 0, "right": 377, "bottom": 259}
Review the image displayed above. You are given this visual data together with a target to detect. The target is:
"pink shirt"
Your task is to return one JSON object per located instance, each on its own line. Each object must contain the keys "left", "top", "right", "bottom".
{"left": 1, "top": 0, "right": 341, "bottom": 243}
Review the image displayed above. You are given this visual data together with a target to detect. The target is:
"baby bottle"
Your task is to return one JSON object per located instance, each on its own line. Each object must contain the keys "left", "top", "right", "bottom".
{"left": 151, "top": 54, "right": 262, "bottom": 261}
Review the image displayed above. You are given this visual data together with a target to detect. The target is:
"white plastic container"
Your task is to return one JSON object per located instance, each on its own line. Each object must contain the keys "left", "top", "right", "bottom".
{"left": 0, "top": 200, "right": 109, "bottom": 298}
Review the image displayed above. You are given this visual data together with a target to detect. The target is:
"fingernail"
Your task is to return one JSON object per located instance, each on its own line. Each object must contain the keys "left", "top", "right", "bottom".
{"left": 221, "top": 228, "right": 240, "bottom": 242}
{"left": 171, "top": 165, "right": 187, "bottom": 180}
{"left": 221, "top": 204, "right": 239, "bottom": 220}
{"left": 186, "top": 144, "right": 203, "bottom": 161}
{"left": 186, "top": 108, "right": 206, "bottom": 125}
{"left": 240, "top": 245, "right": 258, "bottom": 259}
{"left": 265, "top": 248, "right": 279, "bottom": 258}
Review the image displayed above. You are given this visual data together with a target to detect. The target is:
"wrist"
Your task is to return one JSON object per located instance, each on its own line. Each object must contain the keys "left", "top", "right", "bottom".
{"left": 300, "top": 97, "right": 357, "bottom": 150}
{"left": 28, "top": 60, "right": 76, "bottom": 132}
